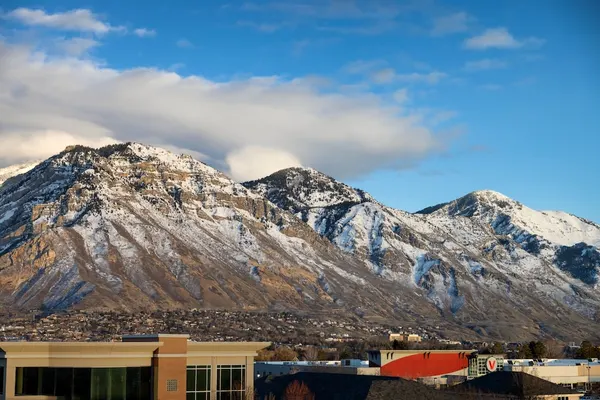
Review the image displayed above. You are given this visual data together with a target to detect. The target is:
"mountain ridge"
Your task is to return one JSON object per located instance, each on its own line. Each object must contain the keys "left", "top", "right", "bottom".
{"left": 1, "top": 143, "right": 599, "bottom": 340}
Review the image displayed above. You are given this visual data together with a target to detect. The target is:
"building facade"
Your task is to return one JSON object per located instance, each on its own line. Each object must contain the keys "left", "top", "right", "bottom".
{"left": 0, "top": 334, "right": 269, "bottom": 400}
{"left": 504, "top": 359, "right": 600, "bottom": 389}
{"left": 254, "top": 360, "right": 376, "bottom": 379}
{"left": 367, "top": 350, "right": 475, "bottom": 380}
{"left": 467, "top": 354, "right": 505, "bottom": 379}
{"left": 388, "top": 333, "right": 421, "bottom": 343}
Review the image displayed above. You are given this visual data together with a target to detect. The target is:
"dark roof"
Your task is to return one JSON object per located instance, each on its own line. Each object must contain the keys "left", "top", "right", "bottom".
{"left": 255, "top": 372, "right": 498, "bottom": 400}
{"left": 454, "top": 371, "right": 577, "bottom": 397}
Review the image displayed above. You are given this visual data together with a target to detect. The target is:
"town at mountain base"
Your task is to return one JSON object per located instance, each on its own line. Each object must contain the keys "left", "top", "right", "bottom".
{"left": 1, "top": 143, "right": 599, "bottom": 340}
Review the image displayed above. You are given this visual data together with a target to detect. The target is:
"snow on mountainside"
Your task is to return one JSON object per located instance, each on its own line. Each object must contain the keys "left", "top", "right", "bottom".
{"left": 1, "top": 146, "right": 599, "bottom": 340}
{"left": 0, "top": 143, "right": 457, "bottom": 325}
{"left": 244, "top": 167, "right": 374, "bottom": 212}
{"left": 418, "top": 190, "right": 600, "bottom": 248}
{"left": 0, "top": 161, "right": 40, "bottom": 186}
{"left": 245, "top": 168, "right": 600, "bottom": 340}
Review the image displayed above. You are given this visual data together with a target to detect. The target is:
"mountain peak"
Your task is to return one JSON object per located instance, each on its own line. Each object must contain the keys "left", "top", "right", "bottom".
{"left": 471, "top": 189, "right": 511, "bottom": 200}
{"left": 243, "top": 166, "right": 373, "bottom": 212}
{"left": 416, "top": 189, "right": 518, "bottom": 217}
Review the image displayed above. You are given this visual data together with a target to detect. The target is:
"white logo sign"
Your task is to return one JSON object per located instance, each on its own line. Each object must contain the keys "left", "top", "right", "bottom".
{"left": 486, "top": 357, "right": 498, "bottom": 372}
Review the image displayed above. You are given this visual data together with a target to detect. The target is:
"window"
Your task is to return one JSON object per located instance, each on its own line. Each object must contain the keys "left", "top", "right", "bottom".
{"left": 0, "top": 366, "right": 4, "bottom": 395}
{"left": 187, "top": 365, "right": 211, "bottom": 400}
{"left": 217, "top": 365, "right": 246, "bottom": 400}
{"left": 14, "top": 367, "right": 151, "bottom": 399}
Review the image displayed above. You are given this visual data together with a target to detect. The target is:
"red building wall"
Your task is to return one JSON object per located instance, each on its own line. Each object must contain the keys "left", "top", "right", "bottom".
{"left": 380, "top": 352, "right": 470, "bottom": 379}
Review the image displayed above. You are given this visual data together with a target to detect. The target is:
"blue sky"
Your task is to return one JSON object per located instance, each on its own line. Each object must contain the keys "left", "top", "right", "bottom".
{"left": 1, "top": 0, "right": 599, "bottom": 221}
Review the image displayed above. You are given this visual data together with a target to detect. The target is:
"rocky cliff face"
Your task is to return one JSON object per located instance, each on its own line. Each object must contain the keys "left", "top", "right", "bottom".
{"left": 1, "top": 146, "right": 600, "bottom": 340}
{"left": 244, "top": 168, "right": 600, "bottom": 339}
{"left": 0, "top": 144, "right": 398, "bottom": 317}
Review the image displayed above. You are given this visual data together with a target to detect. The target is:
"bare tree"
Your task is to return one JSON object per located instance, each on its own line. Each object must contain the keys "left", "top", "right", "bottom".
{"left": 302, "top": 346, "right": 319, "bottom": 361}
{"left": 283, "top": 380, "right": 315, "bottom": 400}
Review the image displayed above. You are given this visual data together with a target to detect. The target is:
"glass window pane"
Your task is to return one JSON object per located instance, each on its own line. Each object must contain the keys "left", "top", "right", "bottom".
{"left": 74, "top": 368, "right": 92, "bottom": 400}
{"left": 187, "top": 393, "right": 196, "bottom": 400}
{"left": 198, "top": 368, "right": 210, "bottom": 391}
{"left": 232, "top": 391, "right": 245, "bottom": 400}
{"left": 140, "top": 367, "right": 152, "bottom": 399}
{"left": 91, "top": 369, "right": 109, "bottom": 400}
{"left": 40, "top": 367, "right": 56, "bottom": 395}
{"left": 187, "top": 368, "right": 196, "bottom": 392}
{"left": 220, "top": 368, "right": 231, "bottom": 391}
{"left": 21, "top": 367, "right": 39, "bottom": 395}
{"left": 232, "top": 368, "right": 242, "bottom": 391}
{"left": 109, "top": 368, "right": 126, "bottom": 400}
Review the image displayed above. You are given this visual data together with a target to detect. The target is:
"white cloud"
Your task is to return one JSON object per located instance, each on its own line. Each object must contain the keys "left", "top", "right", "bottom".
{"left": 227, "top": 147, "right": 302, "bottom": 182}
{"left": 464, "top": 58, "right": 507, "bottom": 71}
{"left": 393, "top": 88, "right": 409, "bottom": 103}
{"left": 464, "top": 28, "right": 544, "bottom": 50}
{"left": 55, "top": 37, "right": 100, "bottom": 56}
{"left": 6, "top": 8, "right": 122, "bottom": 34}
{"left": 0, "top": 130, "right": 118, "bottom": 166}
{"left": 176, "top": 38, "right": 194, "bottom": 48}
{"left": 133, "top": 28, "right": 156, "bottom": 38}
{"left": 0, "top": 41, "right": 445, "bottom": 180}
{"left": 431, "top": 12, "right": 471, "bottom": 36}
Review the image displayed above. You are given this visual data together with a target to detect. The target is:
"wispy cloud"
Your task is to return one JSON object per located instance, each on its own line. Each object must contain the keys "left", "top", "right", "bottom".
{"left": 343, "top": 59, "right": 387, "bottom": 74}
{"left": 393, "top": 88, "right": 409, "bottom": 104}
{"left": 431, "top": 12, "right": 472, "bottom": 36}
{"left": 370, "top": 68, "right": 396, "bottom": 84}
{"left": 55, "top": 37, "right": 100, "bottom": 56}
{"left": 241, "top": 1, "right": 401, "bottom": 20}
{"left": 176, "top": 38, "right": 194, "bottom": 48}
{"left": 167, "top": 63, "right": 186, "bottom": 72}
{"left": 396, "top": 71, "right": 447, "bottom": 85}
{"left": 236, "top": 20, "right": 291, "bottom": 33}
{"left": 6, "top": 8, "right": 123, "bottom": 34}
{"left": 291, "top": 37, "right": 339, "bottom": 57}
{"left": 464, "top": 28, "right": 544, "bottom": 50}
{"left": 464, "top": 58, "right": 507, "bottom": 71}
{"left": 430, "top": 110, "right": 458, "bottom": 125}
{"left": 317, "top": 20, "right": 396, "bottom": 35}
{"left": 133, "top": 28, "right": 156, "bottom": 38}
{"left": 370, "top": 69, "right": 447, "bottom": 85}
{"left": 292, "top": 39, "right": 310, "bottom": 56}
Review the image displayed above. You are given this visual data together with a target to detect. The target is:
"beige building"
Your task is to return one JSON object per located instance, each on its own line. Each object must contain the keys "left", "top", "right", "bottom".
{"left": 0, "top": 334, "right": 269, "bottom": 400}
{"left": 388, "top": 333, "right": 421, "bottom": 343}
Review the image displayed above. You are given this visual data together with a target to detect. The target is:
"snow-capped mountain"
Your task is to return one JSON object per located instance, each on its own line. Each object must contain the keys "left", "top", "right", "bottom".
{"left": 1, "top": 147, "right": 599, "bottom": 340}
{"left": 418, "top": 190, "right": 600, "bottom": 286}
{"left": 0, "top": 161, "right": 40, "bottom": 186}
{"left": 245, "top": 167, "right": 600, "bottom": 339}
{"left": 0, "top": 144, "right": 445, "bottom": 324}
